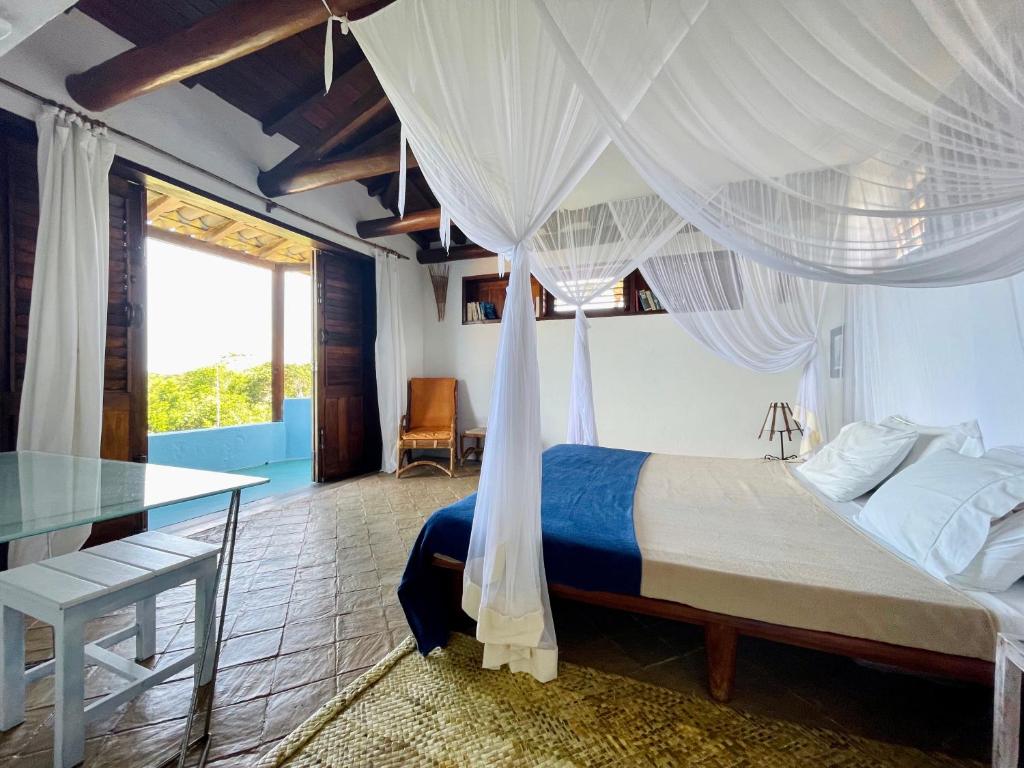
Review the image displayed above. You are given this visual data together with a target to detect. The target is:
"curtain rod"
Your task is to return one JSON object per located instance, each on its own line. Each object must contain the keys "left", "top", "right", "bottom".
{"left": 0, "top": 77, "right": 410, "bottom": 261}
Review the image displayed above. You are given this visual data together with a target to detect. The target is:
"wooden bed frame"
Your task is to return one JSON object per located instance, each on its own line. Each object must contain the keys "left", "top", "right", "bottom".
{"left": 431, "top": 554, "right": 994, "bottom": 702}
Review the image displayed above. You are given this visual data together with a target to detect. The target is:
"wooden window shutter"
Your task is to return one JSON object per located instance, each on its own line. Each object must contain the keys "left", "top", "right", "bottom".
{"left": 0, "top": 122, "right": 148, "bottom": 544}
{"left": 313, "top": 249, "right": 381, "bottom": 482}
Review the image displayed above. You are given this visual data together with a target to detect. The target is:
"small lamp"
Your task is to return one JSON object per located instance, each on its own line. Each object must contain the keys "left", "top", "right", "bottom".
{"left": 758, "top": 402, "right": 803, "bottom": 461}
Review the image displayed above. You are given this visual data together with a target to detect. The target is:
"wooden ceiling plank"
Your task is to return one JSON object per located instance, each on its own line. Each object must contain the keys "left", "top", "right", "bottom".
{"left": 66, "top": 0, "right": 390, "bottom": 112}
{"left": 255, "top": 235, "right": 291, "bottom": 258}
{"left": 364, "top": 174, "right": 392, "bottom": 198}
{"left": 357, "top": 208, "right": 441, "bottom": 238}
{"left": 417, "top": 244, "right": 495, "bottom": 265}
{"left": 202, "top": 219, "right": 248, "bottom": 244}
{"left": 145, "top": 175, "right": 317, "bottom": 251}
{"left": 308, "top": 88, "right": 393, "bottom": 160}
{"left": 261, "top": 56, "right": 372, "bottom": 137}
{"left": 146, "top": 193, "right": 181, "bottom": 219}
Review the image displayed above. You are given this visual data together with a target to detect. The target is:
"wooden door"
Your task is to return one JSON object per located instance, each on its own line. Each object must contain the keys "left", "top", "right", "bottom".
{"left": 313, "top": 249, "right": 381, "bottom": 482}
{"left": 0, "top": 116, "right": 149, "bottom": 545}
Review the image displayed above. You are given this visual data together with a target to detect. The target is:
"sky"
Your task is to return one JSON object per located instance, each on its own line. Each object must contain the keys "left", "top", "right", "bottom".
{"left": 146, "top": 238, "right": 312, "bottom": 374}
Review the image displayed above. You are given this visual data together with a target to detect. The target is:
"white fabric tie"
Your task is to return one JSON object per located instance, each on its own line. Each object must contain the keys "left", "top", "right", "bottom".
{"left": 566, "top": 308, "right": 598, "bottom": 446}
{"left": 322, "top": 0, "right": 349, "bottom": 94}
{"left": 439, "top": 205, "right": 451, "bottom": 251}
{"left": 397, "top": 123, "right": 408, "bottom": 218}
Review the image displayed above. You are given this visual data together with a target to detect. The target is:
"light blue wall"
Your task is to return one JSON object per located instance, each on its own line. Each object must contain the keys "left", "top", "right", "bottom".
{"left": 284, "top": 397, "right": 312, "bottom": 460}
{"left": 149, "top": 397, "right": 312, "bottom": 471}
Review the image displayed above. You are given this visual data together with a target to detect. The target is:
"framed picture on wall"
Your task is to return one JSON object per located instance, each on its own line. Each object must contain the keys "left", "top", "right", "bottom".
{"left": 830, "top": 325, "right": 844, "bottom": 379}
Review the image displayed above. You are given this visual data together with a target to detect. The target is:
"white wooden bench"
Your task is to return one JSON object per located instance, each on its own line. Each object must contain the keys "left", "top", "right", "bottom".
{"left": 0, "top": 531, "right": 219, "bottom": 768}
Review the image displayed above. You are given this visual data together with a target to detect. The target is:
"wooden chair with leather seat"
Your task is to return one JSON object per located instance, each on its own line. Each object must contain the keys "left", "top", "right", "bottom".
{"left": 396, "top": 377, "right": 458, "bottom": 478}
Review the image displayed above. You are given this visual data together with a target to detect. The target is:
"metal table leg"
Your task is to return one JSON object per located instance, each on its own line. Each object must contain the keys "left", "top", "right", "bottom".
{"left": 154, "top": 488, "right": 242, "bottom": 768}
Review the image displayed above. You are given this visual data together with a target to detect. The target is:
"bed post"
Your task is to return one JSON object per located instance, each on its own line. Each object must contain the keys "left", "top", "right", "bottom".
{"left": 705, "top": 622, "right": 738, "bottom": 702}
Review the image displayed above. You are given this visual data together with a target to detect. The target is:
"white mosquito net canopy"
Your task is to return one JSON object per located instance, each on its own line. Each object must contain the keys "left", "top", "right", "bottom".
{"left": 352, "top": 0, "right": 1024, "bottom": 680}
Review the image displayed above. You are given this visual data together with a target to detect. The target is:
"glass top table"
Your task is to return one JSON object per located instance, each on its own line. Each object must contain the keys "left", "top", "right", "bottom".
{"left": 0, "top": 451, "right": 269, "bottom": 543}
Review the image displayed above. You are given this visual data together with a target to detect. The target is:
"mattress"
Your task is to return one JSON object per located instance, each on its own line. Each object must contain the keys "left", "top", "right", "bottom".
{"left": 633, "top": 454, "right": 1005, "bottom": 661}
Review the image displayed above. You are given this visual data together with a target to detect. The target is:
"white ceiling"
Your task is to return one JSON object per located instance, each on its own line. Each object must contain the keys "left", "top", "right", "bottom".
{"left": 559, "top": 143, "right": 655, "bottom": 210}
{"left": 0, "top": 1, "right": 76, "bottom": 58}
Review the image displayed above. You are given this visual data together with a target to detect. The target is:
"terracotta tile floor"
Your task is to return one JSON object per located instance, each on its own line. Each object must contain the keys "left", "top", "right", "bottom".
{"left": 1, "top": 466, "right": 994, "bottom": 766}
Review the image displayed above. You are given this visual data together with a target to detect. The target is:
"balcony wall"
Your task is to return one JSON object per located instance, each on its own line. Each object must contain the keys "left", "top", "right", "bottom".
{"left": 149, "top": 397, "right": 311, "bottom": 472}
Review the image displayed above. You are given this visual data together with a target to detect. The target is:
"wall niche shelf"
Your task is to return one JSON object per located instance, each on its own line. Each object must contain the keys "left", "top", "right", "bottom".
{"left": 461, "top": 270, "right": 668, "bottom": 326}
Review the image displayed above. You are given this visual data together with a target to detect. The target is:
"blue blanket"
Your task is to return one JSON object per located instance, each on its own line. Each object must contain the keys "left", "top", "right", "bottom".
{"left": 398, "top": 443, "right": 651, "bottom": 654}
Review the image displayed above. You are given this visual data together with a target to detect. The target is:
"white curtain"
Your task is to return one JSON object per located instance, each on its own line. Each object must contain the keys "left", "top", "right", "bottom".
{"left": 11, "top": 107, "right": 115, "bottom": 567}
{"left": 353, "top": 0, "right": 611, "bottom": 681}
{"left": 843, "top": 276, "right": 1024, "bottom": 447}
{"left": 375, "top": 254, "right": 407, "bottom": 474}
{"left": 537, "top": 0, "right": 1024, "bottom": 287}
{"left": 529, "top": 195, "right": 681, "bottom": 444}
{"left": 642, "top": 228, "right": 828, "bottom": 453}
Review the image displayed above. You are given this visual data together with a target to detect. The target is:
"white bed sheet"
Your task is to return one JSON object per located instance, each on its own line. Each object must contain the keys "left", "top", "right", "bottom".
{"left": 790, "top": 465, "right": 1024, "bottom": 639}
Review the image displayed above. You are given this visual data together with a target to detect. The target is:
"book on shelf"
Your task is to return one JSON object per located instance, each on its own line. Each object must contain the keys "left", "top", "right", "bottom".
{"left": 465, "top": 301, "right": 499, "bottom": 323}
{"left": 638, "top": 289, "right": 662, "bottom": 312}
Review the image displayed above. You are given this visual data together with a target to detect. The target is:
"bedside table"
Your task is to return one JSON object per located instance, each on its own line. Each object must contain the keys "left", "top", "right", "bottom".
{"left": 460, "top": 427, "right": 486, "bottom": 466}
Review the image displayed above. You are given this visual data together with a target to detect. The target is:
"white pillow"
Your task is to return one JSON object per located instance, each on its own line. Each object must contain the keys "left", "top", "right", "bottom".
{"left": 796, "top": 421, "right": 918, "bottom": 502}
{"left": 951, "top": 505, "right": 1024, "bottom": 592}
{"left": 986, "top": 446, "right": 1024, "bottom": 467}
{"left": 948, "top": 447, "right": 1024, "bottom": 591}
{"left": 858, "top": 449, "right": 1024, "bottom": 580}
{"left": 879, "top": 415, "right": 984, "bottom": 474}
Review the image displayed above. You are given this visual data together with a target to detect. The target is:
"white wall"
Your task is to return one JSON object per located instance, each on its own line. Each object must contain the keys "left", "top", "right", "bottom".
{"left": 819, "top": 283, "right": 847, "bottom": 438}
{"left": 0, "top": 10, "right": 425, "bottom": 377}
{"left": 422, "top": 258, "right": 807, "bottom": 458}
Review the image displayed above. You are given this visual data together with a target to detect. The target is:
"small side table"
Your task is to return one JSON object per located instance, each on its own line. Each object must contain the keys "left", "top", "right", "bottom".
{"left": 460, "top": 427, "right": 486, "bottom": 466}
{"left": 995, "top": 633, "right": 1024, "bottom": 768}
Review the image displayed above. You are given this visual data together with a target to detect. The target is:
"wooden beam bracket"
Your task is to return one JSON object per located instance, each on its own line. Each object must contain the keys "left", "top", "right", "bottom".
{"left": 357, "top": 208, "right": 441, "bottom": 238}
{"left": 417, "top": 244, "right": 495, "bottom": 265}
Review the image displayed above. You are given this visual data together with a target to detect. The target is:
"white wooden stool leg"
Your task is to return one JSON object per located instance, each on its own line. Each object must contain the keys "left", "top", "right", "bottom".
{"left": 135, "top": 596, "right": 156, "bottom": 662}
{"left": 0, "top": 605, "right": 26, "bottom": 730}
{"left": 53, "top": 613, "right": 85, "bottom": 768}
{"left": 194, "top": 568, "right": 217, "bottom": 685}
{"left": 994, "top": 635, "right": 1022, "bottom": 768}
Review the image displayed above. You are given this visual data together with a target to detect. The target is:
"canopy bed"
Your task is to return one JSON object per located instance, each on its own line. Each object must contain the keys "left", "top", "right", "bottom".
{"left": 399, "top": 444, "right": 1021, "bottom": 701}
{"left": 346, "top": 0, "right": 1024, "bottom": 686}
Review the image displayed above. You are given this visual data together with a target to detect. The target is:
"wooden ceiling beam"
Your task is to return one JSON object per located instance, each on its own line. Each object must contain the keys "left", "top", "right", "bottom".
{"left": 257, "top": 85, "right": 394, "bottom": 200}
{"left": 257, "top": 84, "right": 393, "bottom": 200}
{"left": 258, "top": 136, "right": 416, "bottom": 197}
{"left": 357, "top": 208, "right": 441, "bottom": 238}
{"left": 66, "top": 0, "right": 389, "bottom": 112}
{"left": 417, "top": 244, "right": 495, "bottom": 265}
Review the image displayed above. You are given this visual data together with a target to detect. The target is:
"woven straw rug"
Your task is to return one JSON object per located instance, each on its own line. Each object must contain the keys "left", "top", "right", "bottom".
{"left": 256, "top": 633, "right": 981, "bottom": 768}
